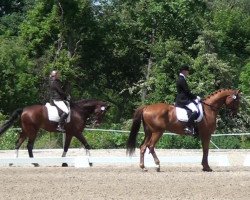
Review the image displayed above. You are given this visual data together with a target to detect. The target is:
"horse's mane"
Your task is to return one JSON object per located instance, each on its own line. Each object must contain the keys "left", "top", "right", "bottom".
{"left": 74, "top": 99, "right": 99, "bottom": 104}
{"left": 71, "top": 99, "right": 106, "bottom": 109}
{"left": 203, "top": 88, "right": 233, "bottom": 101}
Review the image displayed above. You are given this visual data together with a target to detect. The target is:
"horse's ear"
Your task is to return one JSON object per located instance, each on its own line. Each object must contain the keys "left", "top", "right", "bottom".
{"left": 236, "top": 89, "right": 241, "bottom": 95}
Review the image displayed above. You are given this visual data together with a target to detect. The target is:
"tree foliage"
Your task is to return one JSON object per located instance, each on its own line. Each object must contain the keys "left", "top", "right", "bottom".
{"left": 0, "top": 0, "right": 250, "bottom": 136}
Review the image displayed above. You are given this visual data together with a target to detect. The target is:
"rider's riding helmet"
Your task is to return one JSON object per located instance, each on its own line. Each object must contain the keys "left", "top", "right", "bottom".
{"left": 50, "top": 70, "right": 59, "bottom": 78}
{"left": 179, "top": 65, "right": 190, "bottom": 72}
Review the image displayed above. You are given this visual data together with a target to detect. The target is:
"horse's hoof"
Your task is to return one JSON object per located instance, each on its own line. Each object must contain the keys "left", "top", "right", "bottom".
{"left": 140, "top": 167, "right": 148, "bottom": 172}
{"left": 85, "top": 145, "right": 91, "bottom": 150}
{"left": 89, "top": 162, "right": 93, "bottom": 167}
{"left": 62, "top": 163, "right": 68, "bottom": 167}
{"left": 156, "top": 165, "right": 160, "bottom": 172}
{"left": 33, "top": 163, "right": 39, "bottom": 167}
{"left": 203, "top": 167, "right": 213, "bottom": 172}
{"left": 9, "top": 163, "right": 13, "bottom": 167}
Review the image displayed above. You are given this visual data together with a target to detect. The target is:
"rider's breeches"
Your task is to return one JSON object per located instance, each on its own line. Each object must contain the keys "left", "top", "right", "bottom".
{"left": 53, "top": 100, "right": 69, "bottom": 114}
{"left": 186, "top": 102, "right": 198, "bottom": 113}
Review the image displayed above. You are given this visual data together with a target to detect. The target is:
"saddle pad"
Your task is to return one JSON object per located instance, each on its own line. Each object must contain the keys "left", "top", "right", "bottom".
{"left": 45, "top": 103, "right": 70, "bottom": 123}
{"left": 176, "top": 101, "right": 203, "bottom": 123}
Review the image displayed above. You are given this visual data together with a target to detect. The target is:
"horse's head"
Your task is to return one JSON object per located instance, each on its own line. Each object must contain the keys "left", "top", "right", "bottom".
{"left": 92, "top": 101, "right": 110, "bottom": 126}
{"left": 225, "top": 90, "right": 240, "bottom": 116}
{"left": 73, "top": 99, "right": 110, "bottom": 126}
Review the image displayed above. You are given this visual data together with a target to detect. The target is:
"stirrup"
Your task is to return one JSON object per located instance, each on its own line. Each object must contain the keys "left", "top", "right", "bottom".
{"left": 184, "top": 127, "right": 194, "bottom": 136}
{"left": 57, "top": 126, "right": 65, "bottom": 132}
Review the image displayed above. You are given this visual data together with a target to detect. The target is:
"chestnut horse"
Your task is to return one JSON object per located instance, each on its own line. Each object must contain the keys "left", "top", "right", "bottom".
{"left": 127, "top": 89, "right": 240, "bottom": 172}
{"left": 0, "top": 99, "right": 109, "bottom": 166}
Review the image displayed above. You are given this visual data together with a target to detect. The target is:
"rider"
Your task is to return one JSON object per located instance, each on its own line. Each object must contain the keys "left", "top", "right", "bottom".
{"left": 49, "top": 70, "right": 69, "bottom": 132}
{"left": 175, "top": 65, "right": 199, "bottom": 135}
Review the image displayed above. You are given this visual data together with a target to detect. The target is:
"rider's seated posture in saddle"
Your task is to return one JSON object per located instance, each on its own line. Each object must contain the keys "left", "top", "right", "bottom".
{"left": 175, "top": 65, "right": 199, "bottom": 135}
{"left": 49, "top": 70, "right": 69, "bottom": 132}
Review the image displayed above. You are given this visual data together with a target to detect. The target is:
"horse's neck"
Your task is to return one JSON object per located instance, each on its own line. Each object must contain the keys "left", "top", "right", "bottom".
{"left": 81, "top": 106, "right": 95, "bottom": 115}
{"left": 84, "top": 107, "right": 95, "bottom": 117}
{"left": 204, "top": 90, "right": 231, "bottom": 109}
{"left": 72, "top": 103, "right": 95, "bottom": 118}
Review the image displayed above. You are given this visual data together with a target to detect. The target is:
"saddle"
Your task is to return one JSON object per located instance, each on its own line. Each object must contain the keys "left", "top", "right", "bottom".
{"left": 175, "top": 98, "right": 203, "bottom": 123}
{"left": 45, "top": 103, "right": 71, "bottom": 123}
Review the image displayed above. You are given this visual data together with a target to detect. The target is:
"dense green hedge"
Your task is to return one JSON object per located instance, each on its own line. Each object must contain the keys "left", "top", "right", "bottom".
{"left": 0, "top": 128, "right": 249, "bottom": 150}
{"left": 0, "top": 129, "right": 17, "bottom": 150}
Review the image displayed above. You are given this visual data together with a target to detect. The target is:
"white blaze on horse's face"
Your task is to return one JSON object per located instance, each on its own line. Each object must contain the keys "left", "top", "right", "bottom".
{"left": 226, "top": 92, "right": 240, "bottom": 116}
{"left": 101, "top": 106, "right": 106, "bottom": 111}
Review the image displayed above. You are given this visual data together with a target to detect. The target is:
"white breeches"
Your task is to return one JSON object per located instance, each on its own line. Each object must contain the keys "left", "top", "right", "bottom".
{"left": 186, "top": 102, "right": 198, "bottom": 113}
{"left": 53, "top": 100, "right": 69, "bottom": 114}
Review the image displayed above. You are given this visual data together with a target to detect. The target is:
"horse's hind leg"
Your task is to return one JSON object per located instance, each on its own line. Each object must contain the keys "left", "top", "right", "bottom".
{"left": 9, "top": 132, "right": 27, "bottom": 166}
{"left": 61, "top": 133, "right": 73, "bottom": 167}
{"left": 140, "top": 144, "right": 148, "bottom": 171}
{"left": 27, "top": 138, "right": 39, "bottom": 167}
{"left": 149, "top": 132, "right": 163, "bottom": 172}
{"left": 15, "top": 132, "right": 27, "bottom": 158}
{"left": 139, "top": 127, "right": 151, "bottom": 171}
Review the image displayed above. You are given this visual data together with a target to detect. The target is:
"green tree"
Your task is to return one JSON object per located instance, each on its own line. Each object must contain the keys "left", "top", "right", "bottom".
{"left": 0, "top": 38, "right": 37, "bottom": 112}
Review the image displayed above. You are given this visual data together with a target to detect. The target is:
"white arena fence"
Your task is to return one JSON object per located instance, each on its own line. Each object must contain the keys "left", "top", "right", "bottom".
{"left": 7, "top": 127, "right": 250, "bottom": 149}
{"left": 0, "top": 128, "right": 249, "bottom": 168}
{"left": 0, "top": 148, "right": 249, "bottom": 168}
{"left": 84, "top": 128, "right": 250, "bottom": 149}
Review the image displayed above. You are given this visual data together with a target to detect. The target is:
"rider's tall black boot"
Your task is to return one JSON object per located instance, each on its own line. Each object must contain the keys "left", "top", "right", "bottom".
{"left": 57, "top": 113, "right": 68, "bottom": 132}
{"left": 184, "top": 111, "right": 198, "bottom": 136}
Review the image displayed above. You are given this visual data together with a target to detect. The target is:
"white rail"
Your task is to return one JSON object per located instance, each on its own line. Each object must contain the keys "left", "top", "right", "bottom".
{"left": 0, "top": 147, "right": 249, "bottom": 168}
{"left": 0, "top": 156, "right": 90, "bottom": 168}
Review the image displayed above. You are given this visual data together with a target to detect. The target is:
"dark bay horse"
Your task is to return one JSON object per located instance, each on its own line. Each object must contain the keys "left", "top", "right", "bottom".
{"left": 127, "top": 89, "right": 240, "bottom": 172}
{"left": 0, "top": 99, "right": 109, "bottom": 166}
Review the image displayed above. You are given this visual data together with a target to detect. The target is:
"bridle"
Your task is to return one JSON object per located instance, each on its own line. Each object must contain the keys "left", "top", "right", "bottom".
{"left": 229, "top": 93, "right": 240, "bottom": 114}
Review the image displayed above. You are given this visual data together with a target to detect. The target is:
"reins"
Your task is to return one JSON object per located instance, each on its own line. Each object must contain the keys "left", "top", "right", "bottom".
{"left": 201, "top": 100, "right": 219, "bottom": 112}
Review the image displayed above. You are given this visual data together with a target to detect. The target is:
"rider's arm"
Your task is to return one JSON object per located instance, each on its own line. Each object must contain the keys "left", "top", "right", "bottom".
{"left": 180, "top": 78, "right": 196, "bottom": 99}
{"left": 54, "top": 81, "right": 67, "bottom": 99}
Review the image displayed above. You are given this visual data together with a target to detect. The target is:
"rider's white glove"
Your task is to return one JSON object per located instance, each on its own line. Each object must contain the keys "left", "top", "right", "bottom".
{"left": 67, "top": 95, "right": 71, "bottom": 101}
{"left": 197, "top": 96, "right": 201, "bottom": 101}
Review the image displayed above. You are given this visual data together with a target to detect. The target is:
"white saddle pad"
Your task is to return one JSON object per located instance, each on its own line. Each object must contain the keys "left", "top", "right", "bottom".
{"left": 45, "top": 103, "right": 71, "bottom": 123}
{"left": 176, "top": 100, "right": 203, "bottom": 123}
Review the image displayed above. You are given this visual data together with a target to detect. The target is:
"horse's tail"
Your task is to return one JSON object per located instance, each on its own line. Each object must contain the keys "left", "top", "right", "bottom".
{"left": 126, "top": 106, "right": 145, "bottom": 156}
{"left": 0, "top": 108, "right": 23, "bottom": 136}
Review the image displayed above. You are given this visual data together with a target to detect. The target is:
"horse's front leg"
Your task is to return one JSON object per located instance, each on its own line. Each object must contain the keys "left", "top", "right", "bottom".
{"left": 74, "top": 133, "right": 92, "bottom": 166}
{"left": 62, "top": 133, "right": 73, "bottom": 167}
{"left": 75, "top": 133, "right": 91, "bottom": 149}
{"left": 149, "top": 132, "right": 163, "bottom": 172}
{"left": 201, "top": 134, "right": 212, "bottom": 172}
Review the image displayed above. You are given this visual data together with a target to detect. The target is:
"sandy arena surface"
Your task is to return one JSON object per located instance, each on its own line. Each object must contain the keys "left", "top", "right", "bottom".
{"left": 0, "top": 149, "right": 249, "bottom": 200}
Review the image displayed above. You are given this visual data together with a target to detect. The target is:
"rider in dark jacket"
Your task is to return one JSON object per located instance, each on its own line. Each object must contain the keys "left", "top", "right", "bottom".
{"left": 49, "top": 70, "right": 69, "bottom": 132}
{"left": 175, "top": 65, "right": 199, "bottom": 135}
